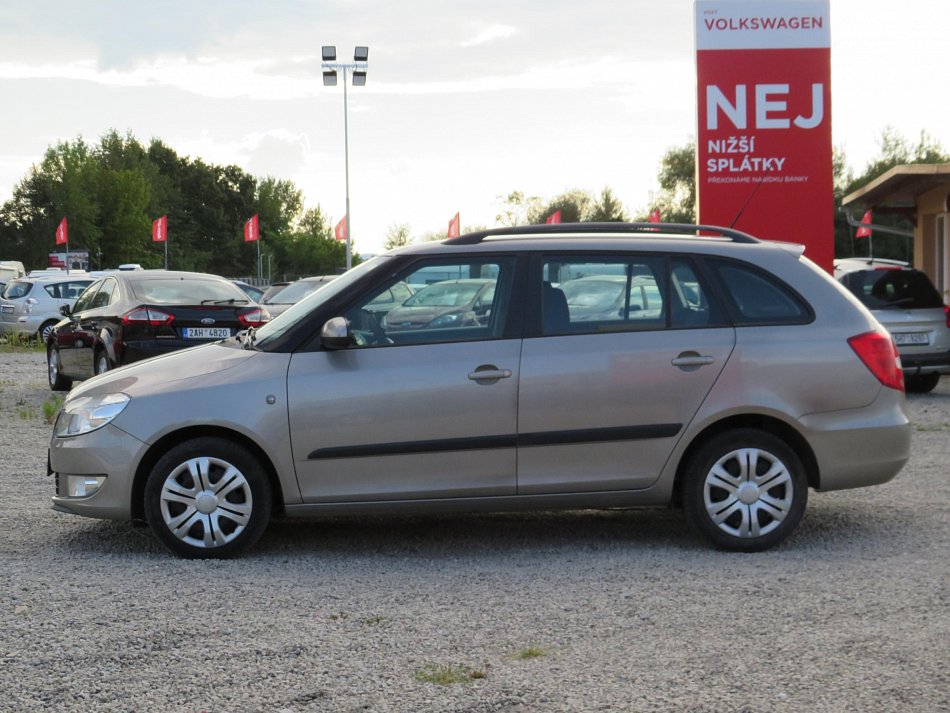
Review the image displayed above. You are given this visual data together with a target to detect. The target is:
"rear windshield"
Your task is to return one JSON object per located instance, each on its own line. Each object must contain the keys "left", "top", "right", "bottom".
{"left": 130, "top": 278, "right": 248, "bottom": 305}
{"left": 2, "top": 280, "right": 33, "bottom": 299}
{"left": 840, "top": 269, "right": 943, "bottom": 310}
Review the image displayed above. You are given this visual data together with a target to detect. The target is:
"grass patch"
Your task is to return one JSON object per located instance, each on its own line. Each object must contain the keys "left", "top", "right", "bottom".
{"left": 17, "top": 406, "right": 37, "bottom": 420}
{"left": 512, "top": 646, "right": 548, "bottom": 660}
{"left": 414, "top": 663, "right": 487, "bottom": 685}
{"left": 43, "top": 394, "right": 63, "bottom": 424}
{"left": 915, "top": 423, "right": 950, "bottom": 432}
{"left": 0, "top": 332, "right": 45, "bottom": 352}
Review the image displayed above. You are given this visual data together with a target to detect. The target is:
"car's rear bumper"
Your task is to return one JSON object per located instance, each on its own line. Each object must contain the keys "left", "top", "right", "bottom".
{"left": 800, "top": 387, "right": 912, "bottom": 492}
{"left": 899, "top": 348, "right": 950, "bottom": 375}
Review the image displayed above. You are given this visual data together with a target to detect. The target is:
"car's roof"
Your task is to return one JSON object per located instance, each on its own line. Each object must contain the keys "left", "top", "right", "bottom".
{"left": 107, "top": 270, "right": 231, "bottom": 282}
{"left": 384, "top": 223, "right": 804, "bottom": 259}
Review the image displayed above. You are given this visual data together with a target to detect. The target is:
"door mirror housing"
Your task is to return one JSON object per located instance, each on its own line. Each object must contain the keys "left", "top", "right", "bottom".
{"left": 59, "top": 303, "right": 72, "bottom": 317}
{"left": 320, "top": 316, "right": 351, "bottom": 350}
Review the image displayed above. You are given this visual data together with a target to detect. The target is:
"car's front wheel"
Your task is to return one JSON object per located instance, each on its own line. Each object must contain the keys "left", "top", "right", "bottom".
{"left": 38, "top": 320, "right": 58, "bottom": 343}
{"left": 47, "top": 346, "right": 72, "bottom": 391}
{"left": 94, "top": 349, "right": 111, "bottom": 376}
{"left": 144, "top": 437, "right": 272, "bottom": 558}
{"left": 682, "top": 429, "right": 807, "bottom": 552}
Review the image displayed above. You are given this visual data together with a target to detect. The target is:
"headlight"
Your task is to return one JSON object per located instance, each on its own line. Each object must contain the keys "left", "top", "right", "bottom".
{"left": 428, "top": 312, "right": 463, "bottom": 328}
{"left": 55, "top": 393, "right": 130, "bottom": 437}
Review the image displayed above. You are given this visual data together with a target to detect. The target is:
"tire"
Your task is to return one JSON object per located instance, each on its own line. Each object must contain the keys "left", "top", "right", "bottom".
{"left": 94, "top": 349, "right": 111, "bottom": 376}
{"left": 905, "top": 373, "right": 941, "bottom": 394}
{"left": 144, "top": 437, "right": 272, "bottom": 558}
{"left": 682, "top": 429, "right": 808, "bottom": 552}
{"left": 38, "top": 320, "right": 58, "bottom": 343}
{"left": 47, "top": 345, "right": 73, "bottom": 391}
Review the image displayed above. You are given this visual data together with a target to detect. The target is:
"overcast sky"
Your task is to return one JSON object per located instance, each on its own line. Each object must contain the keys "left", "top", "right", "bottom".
{"left": 0, "top": 0, "right": 947, "bottom": 254}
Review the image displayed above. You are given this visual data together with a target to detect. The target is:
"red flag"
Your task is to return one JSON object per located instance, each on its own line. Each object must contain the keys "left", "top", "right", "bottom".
{"left": 244, "top": 214, "right": 259, "bottom": 242}
{"left": 334, "top": 215, "right": 347, "bottom": 242}
{"left": 856, "top": 210, "right": 872, "bottom": 238}
{"left": 546, "top": 210, "right": 562, "bottom": 225}
{"left": 55, "top": 217, "right": 68, "bottom": 245}
{"left": 648, "top": 209, "right": 661, "bottom": 224}
{"left": 152, "top": 215, "right": 167, "bottom": 243}
{"left": 447, "top": 212, "right": 460, "bottom": 238}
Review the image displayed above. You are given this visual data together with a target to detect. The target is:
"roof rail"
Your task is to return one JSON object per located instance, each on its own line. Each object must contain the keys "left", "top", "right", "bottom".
{"left": 443, "top": 222, "right": 761, "bottom": 246}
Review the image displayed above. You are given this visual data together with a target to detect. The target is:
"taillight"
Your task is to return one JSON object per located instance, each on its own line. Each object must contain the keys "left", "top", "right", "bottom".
{"left": 848, "top": 330, "right": 904, "bottom": 391}
{"left": 239, "top": 307, "right": 271, "bottom": 329}
{"left": 122, "top": 307, "right": 175, "bottom": 326}
{"left": 24, "top": 297, "right": 38, "bottom": 314}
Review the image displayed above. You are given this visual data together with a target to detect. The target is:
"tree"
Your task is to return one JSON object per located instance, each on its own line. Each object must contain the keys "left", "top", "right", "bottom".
{"left": 495, "top": 190, "right": 541, "bottom": 226}
{"left": 384, "top": 223, "right": 411, "bottom": 250}
{"left": 587, "top": 187, "right": 627, "bottom": 222}
{"left": 528, "top": 189, "right": 593, "bottom": 224}
{"left": 641, "top": 142, "right": 696, "bottom": 224}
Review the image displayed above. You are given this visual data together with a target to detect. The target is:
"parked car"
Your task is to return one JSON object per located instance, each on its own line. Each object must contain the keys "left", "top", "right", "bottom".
{"left": 0, "top": 274, "right": 96, "bottom": 341}
{"left": 231, "top": 280, "right": 266, "bottom": 303}
{"left": 260, "top": 281, "right": 291, "bottom": 303}
{"left": 559, "top": 274, "right": 663, "bottom": 322}
{"left": 261, "top": 275, "right": 338, "bottom": 318}
{"left": 835, "top": 258, "right": 950, "bottom": 393}
{"left": 46, "top": 270, "right": 270, "bottom": 390}
{"left": 382, "top": 278, "right": 495, "bottom": 330}
{"left": 48, "top": 223, "right": 911, "bottom": 558}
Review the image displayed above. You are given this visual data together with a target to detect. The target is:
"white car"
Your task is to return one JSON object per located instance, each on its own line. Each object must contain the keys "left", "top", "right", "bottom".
{"left": 835, "top": 258, "right": 950, "bottom": 393}
{"left": 0, "top": 274, "right": 96, "bottom": 341}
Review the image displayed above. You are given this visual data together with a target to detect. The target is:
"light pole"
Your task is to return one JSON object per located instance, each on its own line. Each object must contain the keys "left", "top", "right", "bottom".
{"left": 322, "top": 45, "right": 368, "bottom": 271}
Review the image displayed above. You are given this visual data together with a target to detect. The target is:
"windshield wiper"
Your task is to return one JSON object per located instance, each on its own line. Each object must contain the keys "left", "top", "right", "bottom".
{"left": 202, "top": 298, "right": 250, "bottom": 305}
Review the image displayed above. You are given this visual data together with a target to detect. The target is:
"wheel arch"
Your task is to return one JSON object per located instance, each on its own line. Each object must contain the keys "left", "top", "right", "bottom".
{"left": 672, "top": 413, "right": 820, "bottom": 506}
{"left": 131, "top": 426, "right": 286, "bottom": 522}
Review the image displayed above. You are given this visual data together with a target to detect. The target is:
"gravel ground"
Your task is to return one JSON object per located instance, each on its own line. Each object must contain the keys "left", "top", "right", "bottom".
{"left": 0, "top": 349, "right": 947, "bottom": 713}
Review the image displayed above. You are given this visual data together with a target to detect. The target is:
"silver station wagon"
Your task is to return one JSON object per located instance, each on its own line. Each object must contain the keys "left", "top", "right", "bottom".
{"left": 48, "top": 224, "right": 912, "bottom": 557}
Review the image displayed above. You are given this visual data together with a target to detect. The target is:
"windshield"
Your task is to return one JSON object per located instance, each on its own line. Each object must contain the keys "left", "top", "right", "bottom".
{"left": 264, "top": 278, "right": 334, "bottom": 305}
{"left": 842, "top": 269, "right": 943, "bottom": 310}
{"left": 252, "top": 256, "right": 391, "bottom": 346}
{"left": 131, "top": 278, "right": 248, "bottom": 304}
{"left": 2, "top": 280, "right": 33, "bottom": 300}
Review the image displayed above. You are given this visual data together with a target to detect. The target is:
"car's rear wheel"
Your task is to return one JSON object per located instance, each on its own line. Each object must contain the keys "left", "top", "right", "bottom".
{"left": 94, "top": 349, "right": 111, "bottom": 376}
{"left": 682, "top": 429, "right": 807, "bottom": 552}
{"left": 144, "top": 437, "right": 272, "bottom": 558}
{"left": 47, "top": 346, "right": 72, "bottom": 391}
{"left": 905, "top": 373, "right": 941, "bottom": 394}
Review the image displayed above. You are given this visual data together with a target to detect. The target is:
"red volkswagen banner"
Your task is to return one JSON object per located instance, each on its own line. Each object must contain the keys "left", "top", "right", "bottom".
{"left": 55, "top": 217, "right": 68, "bottom": 245}
{"left": 244, "top": 214, "right": 259, "bottom": 242}
{"left": 447, "top": 212, "right": 460, "bottom": 238}
{"left": 648, "top": 209, "right": 661, "bottom": 224}
{"left": 152, "top": 215, "right": 167, "bottom": 243}
{"left": 695, "top": 0, "right": 833, "bottom": 272}
{"left": 546, "top": 210, "right": 562, "bottom": 225}
{"left": 334, "top": 215, "right": 347, "bottom": 242}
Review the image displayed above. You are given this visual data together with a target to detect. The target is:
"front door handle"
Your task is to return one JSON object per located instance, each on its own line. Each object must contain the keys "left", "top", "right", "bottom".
{"left": 468, "top": 364, "right": 513, "bottom": 384}
{"left": 671, "top": 351, "right": 715, "bottom": 370}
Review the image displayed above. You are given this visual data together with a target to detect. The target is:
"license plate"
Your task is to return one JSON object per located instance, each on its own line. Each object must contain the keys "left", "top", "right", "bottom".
{"left": 182, "top": 327, "right": 232, "bottom": 339}
{"left": 893, "top": 332, "right": 929, "bottom": 346}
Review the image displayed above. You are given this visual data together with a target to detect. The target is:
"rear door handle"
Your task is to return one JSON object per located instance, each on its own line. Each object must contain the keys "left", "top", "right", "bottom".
{"left": 468, "top": 365, "right": 513, "bottom": 384}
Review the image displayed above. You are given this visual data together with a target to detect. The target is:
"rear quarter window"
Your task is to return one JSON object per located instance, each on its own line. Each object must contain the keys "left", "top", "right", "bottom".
{"left": 707, "top": 258, "right": 813, "bottom": 325}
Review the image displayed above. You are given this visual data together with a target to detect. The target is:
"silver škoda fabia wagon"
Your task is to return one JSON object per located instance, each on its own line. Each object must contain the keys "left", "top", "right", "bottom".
{"left": 49, "top": 224, "right": 912, "bottom": 557}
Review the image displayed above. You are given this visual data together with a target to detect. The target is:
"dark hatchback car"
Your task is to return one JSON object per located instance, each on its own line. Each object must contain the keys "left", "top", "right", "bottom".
{"left": 47, "top": 270, "right": 270, "bottom": 390}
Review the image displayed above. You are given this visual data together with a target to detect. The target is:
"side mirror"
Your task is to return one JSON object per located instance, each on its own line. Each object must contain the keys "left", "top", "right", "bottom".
{"left": 59, "top": 303, "right": 72, "bottom": 317}
{"left": 320, "top": 316, "right": 351, "bottom": 350}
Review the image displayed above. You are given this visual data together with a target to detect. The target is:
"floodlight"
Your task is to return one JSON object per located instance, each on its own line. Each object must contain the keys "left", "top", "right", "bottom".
{"left": 352, "top": 70, "right": 367, "bottom": 86}
{"left": 354, "top": 46, "right": 369, "bottom": 62}
{"left": 322, "top": 70, "right": 338, "bottom": 86}
{"left": 322, "top": 46, "right": 336, "bottom": 61}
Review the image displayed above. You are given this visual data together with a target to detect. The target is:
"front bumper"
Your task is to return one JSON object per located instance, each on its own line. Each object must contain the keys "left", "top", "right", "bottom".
{"left": 49, "top": 423, "right": 149, "bottom": 520}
